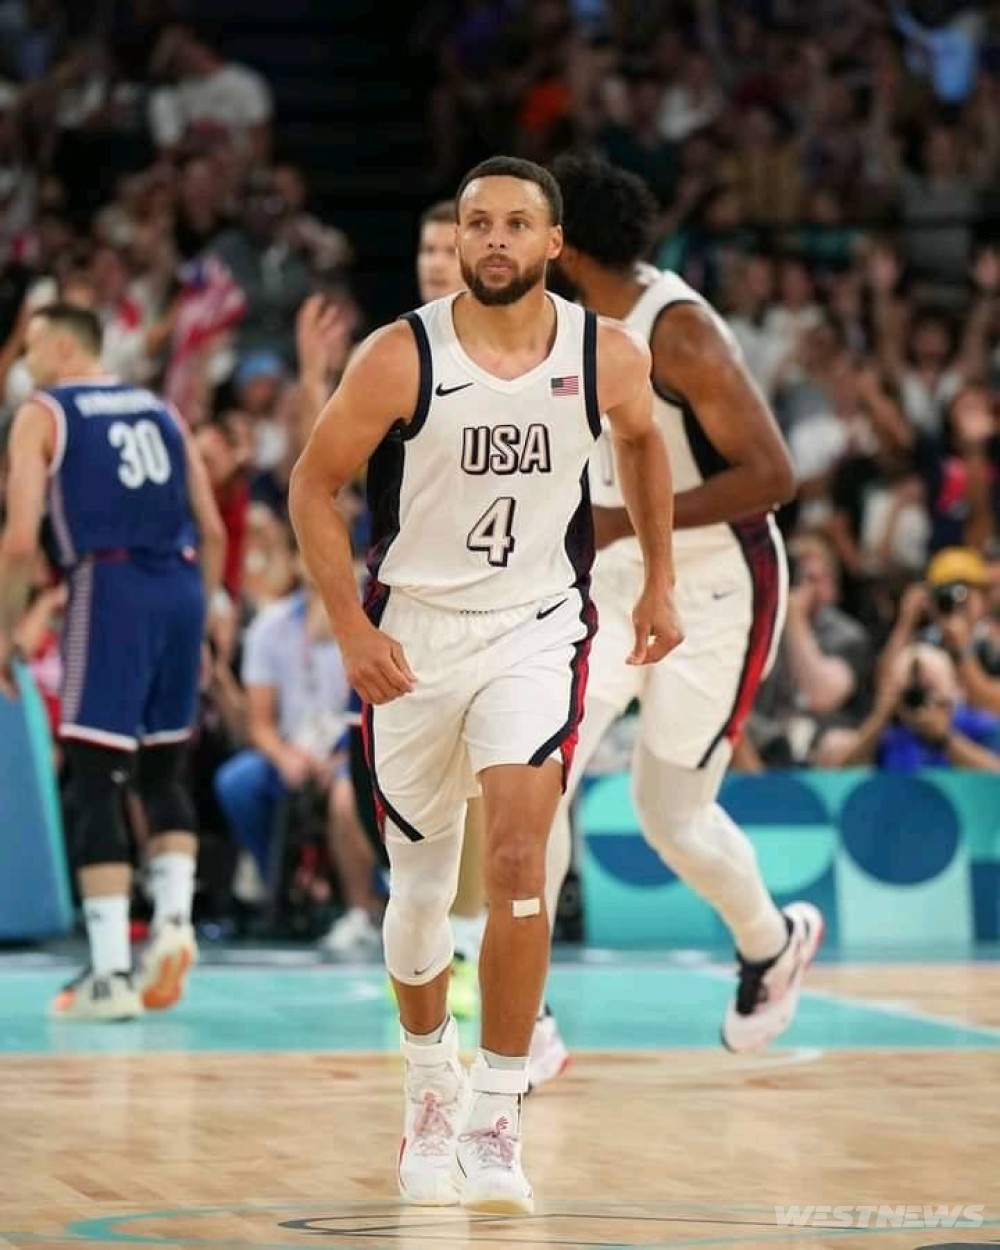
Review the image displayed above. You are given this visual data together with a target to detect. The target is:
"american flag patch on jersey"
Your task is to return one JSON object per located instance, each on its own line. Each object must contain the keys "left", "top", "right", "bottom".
{"left": 550, "top": 375, "right": 579, "bottom": 396}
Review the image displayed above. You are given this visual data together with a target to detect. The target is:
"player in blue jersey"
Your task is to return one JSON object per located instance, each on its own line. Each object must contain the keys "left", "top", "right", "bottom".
{"left": 0, "top": 304, "right": 226, "bottom": 1020}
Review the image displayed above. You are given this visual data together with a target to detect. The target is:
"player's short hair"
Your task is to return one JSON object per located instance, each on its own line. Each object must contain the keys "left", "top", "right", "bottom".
{"left": 31, "top": 302, "right": 103, "bottom": 356}
{"left": 549, "top": 153, "right": 658, "bottom": 269}
{"left": 456, "top": 156, "right": 563, "bottom": 226}
{"left": 420, "top": 199, "right": 456, "bottom": 228}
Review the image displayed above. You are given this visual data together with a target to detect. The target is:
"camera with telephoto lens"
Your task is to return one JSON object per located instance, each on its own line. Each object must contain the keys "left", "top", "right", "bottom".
{"left": 931, "top": 582, "right": 970, "bottom": 616}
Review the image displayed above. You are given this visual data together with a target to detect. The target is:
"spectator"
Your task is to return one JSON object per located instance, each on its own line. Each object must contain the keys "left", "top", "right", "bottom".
{"left": 817, "top": 640, "right": 1000, "bottom": 771}
{"left": 746, "top": 532, "right": 872, "bottom": 767}
{"left": 148, "top": 21, "right": 273, "bottom": 167}
{"left": 173, "top": 151, "right": 234, "bottom": 261}
{"left": 212, "top": 551, "right": 351, "bottom": 881}
{"left": 916, "top": 381, "right": 1000, "bottom": 552}
{"left": 194, "top": 407, "right": 253, "bottom": 602}
{"left": 209, "top": 169, "right": 315, "bottom": 367}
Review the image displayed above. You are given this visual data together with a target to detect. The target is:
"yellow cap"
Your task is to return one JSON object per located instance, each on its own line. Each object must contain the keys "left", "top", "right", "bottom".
{"left": 926, "top": 547, "right": 988, "bottom": 588}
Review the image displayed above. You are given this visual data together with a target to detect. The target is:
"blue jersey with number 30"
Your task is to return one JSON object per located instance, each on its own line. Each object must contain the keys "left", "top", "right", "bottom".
{"left": 38, "top": 380, "right": 194, "bottom": 568}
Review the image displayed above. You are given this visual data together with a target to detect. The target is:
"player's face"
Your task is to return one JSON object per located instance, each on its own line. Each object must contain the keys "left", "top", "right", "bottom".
{"left": 416, "top": 220, "right": 462, "bottom": 302}
{"left": 457, "top": 176, "right": 562, "bottom": 307}
{"left": 23, "top": 316, "right": 62, "bottom": 387}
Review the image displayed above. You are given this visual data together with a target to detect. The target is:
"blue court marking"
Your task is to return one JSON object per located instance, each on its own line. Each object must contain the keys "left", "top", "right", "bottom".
{"left": 0, "top": 1203, "right": 997, "bottom": 1249}
{"left": 1, "top": 960, "right": 999, "bottom": 1055}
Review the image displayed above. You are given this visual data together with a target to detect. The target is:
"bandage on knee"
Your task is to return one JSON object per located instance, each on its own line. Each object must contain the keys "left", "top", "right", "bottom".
{"left": 511, "top": 898, "right": 541, "bottom": 918}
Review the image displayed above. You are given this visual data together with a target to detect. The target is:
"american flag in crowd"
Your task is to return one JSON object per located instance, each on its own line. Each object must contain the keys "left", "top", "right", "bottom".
{"left": 163, "top": 256, "right": 247, "bottom": 421}
{"left": 550, "top": 374, "right": 579, "bottom": 397}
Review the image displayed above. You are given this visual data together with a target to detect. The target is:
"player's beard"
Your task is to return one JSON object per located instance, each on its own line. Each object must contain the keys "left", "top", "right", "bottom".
{"left": 462, "top": 254, "right": 547, "bottom": 306}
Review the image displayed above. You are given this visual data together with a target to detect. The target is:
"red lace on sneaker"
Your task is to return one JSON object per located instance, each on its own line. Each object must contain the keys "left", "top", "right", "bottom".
{"left": 411, "top": 1091, "right": 456, "bottom": 1157}
{"left": 458, "top": 1125, "right": 519, "bottom": 1168}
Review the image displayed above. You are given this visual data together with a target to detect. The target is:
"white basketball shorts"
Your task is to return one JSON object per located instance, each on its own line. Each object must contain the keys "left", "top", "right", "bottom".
{"left": 362, "top": 587, "right": 595, "bottom": 843}
{"left": 587, "top": 519, "right": 787, "bottom": 770}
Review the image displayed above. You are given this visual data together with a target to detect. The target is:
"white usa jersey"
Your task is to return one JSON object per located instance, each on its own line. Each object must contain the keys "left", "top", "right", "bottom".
{"left": 365, "top": 291, "right": 602, "bottom": 612}
{"left": 590, "top": 265, "right": 781, "bottom": 571}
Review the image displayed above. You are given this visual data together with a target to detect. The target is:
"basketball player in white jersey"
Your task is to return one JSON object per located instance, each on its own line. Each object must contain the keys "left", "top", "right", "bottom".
{"left": 289, "top": 155, "right": 681, "bottom": 1214}
{"left": 533, "top": 154, "right": 823, "bottom": 1073}
{"left": 415, "top": 199, "right": 488, "bottom": 1020}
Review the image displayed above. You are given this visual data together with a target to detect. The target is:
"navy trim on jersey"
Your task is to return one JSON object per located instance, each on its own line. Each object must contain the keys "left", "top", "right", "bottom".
{"left": 399, "top": 312, "right": 433, "bottom": 442}
{"left": 676, "top": 390, "right": 779, "bottom": 769}
{"left": 527, "top": 588, "right": 597, "bottom": 786}
{"left": 647, "top": 301, "right": 702, "bottom": 408}
{"left": 364, "top": 431, "right": 404, "bottom": 593}
{"left": 582, "top": 310, "right": 601, "bottom": 439}
{"left": 362, "top": 701, "right": 423, "bottom": 843}
{"left": 696, "top": 522, "right": 780, "bottom": 768}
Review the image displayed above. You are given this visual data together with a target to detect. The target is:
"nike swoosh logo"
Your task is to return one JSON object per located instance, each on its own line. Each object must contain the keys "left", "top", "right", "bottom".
{"left": 435, "top": 381, "right": 473, "bottom": 397}
{"left": 712, "top": 589, "right": 737, "bottom": 601}
{"left": 537, "top": 598, "right": 567, "bottom": 620}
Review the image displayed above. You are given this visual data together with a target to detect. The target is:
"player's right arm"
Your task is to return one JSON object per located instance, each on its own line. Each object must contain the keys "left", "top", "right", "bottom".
{"left": 288, "top": 321, "right": 418, "bottom": 705}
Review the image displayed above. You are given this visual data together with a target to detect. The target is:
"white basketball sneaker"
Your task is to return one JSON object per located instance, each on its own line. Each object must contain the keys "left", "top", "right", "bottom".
{"left": 49, "top": 969, "right": 144, "bottom": 1021}
{"left": 722, "top": 902, "right": 825, "bottom": 1053}
{"left": 527, "top": 1005, "right": 569, "bottom": 1092}
{"left": 137, "top": 918, "right": 198, "bottom": 1011}
{"left": 398, "top": 1016, "right": 468, "bottom": 1206}
{"left": 454, "top": 1055, "right": 533, "bottom": 1215}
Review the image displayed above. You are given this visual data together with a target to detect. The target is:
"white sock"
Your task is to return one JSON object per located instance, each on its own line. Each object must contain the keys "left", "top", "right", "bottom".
{"left": 403, "top": 1016, "right": 450, "bottom": 1046}
{"left": 149, "top": 852, "right": 196, "bottom": 929}
{"left": 451, "top": 911, "right": 487, "bottom": 962}
{"left": 84, "top": 895, "right": 131, "bottom": 976}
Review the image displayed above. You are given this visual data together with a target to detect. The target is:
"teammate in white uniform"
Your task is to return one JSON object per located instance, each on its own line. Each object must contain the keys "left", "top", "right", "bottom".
{"left": 289, "top": 156, "right": 681, "bottom": 1214}
{"left": 530, "top": 154, "right": 823, "bottom": 1080}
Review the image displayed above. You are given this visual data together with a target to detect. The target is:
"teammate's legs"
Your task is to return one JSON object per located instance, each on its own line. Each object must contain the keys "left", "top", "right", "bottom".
{"left": 635, "top": 540, "right": 823, "bottom": 1051}
{"left": 632, "top": 740, "right": 787, "bottom": 959}
{"left": 135, "top": 561, "right": 205, "bottom": 1010}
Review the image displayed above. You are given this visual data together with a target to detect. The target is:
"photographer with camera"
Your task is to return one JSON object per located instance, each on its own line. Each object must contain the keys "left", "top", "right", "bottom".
{"left": 817, "top": 638, "right": 1000, "bottom": 772}
{"left": 746, "top": 532, "right": 872, "bottom": 767}
{"left": 878, "top": 547, "right": 1000, "bottom": 711}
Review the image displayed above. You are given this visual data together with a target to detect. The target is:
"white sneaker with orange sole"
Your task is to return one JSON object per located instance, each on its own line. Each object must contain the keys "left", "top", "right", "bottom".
{"left": 49, "top": 970, "right": 144, "bottom": 1021}
{"left": 137, "top": 920, "right": 198, "bottom": 1011}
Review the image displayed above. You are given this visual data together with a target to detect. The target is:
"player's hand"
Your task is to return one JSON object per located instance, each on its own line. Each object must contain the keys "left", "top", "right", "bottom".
{"left": 341, "top": 623, "right": 416, "bottom": 704}
{"left": 627, "top": 581, "right": 683, "bottom": 666}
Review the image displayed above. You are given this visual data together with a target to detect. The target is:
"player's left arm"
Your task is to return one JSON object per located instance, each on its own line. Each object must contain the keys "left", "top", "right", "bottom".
{"left": 653, "top": 303, "right": 796, "bottom": 529}
{"left": 0, "top": 400, "right": 54, "bottom": 692}
{"left": 600, "top": 321, "right": 683, "bottom": 665}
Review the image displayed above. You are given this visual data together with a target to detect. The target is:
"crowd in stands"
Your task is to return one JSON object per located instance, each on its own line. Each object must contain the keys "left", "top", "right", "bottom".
{"left": 2, "top": 0, "right": 1000, "bottom": 942}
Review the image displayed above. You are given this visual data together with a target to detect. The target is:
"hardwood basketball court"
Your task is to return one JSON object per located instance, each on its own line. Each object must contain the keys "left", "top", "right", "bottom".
{"left": 1, "top": 951, "right": 997, "bottom": 1249}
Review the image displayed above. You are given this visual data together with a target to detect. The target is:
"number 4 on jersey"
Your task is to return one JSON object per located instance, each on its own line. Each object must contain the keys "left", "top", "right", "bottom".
{"left": 467, "top": 496, "right": 516, "bottom": 567}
